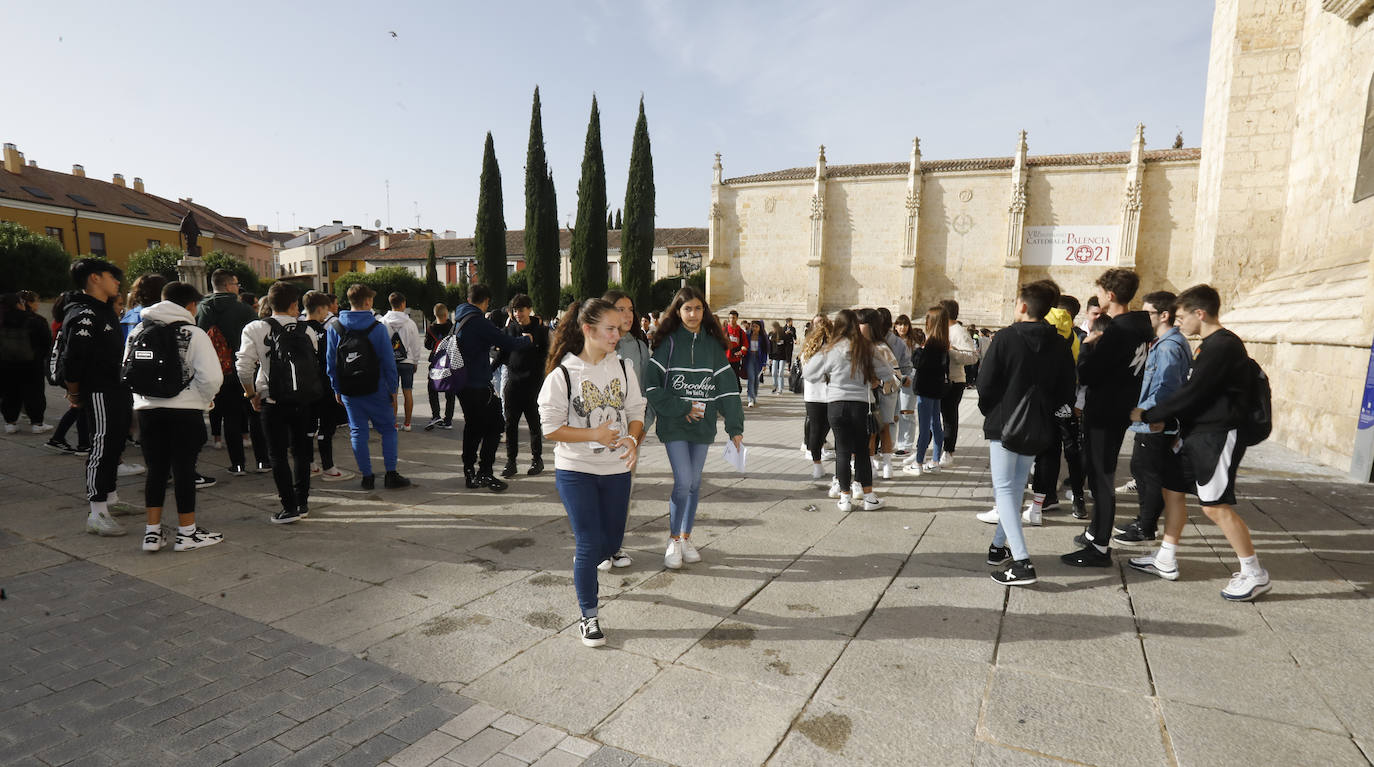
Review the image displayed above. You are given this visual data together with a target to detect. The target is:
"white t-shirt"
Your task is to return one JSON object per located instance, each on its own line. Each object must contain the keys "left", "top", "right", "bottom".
{"left": 538, "top": 351, "right": 647, "bottom": 475}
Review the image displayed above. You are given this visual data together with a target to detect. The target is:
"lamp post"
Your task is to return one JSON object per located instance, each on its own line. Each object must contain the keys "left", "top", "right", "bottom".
{"left": 676, "top": 248, "right": 702, "bottom": 287}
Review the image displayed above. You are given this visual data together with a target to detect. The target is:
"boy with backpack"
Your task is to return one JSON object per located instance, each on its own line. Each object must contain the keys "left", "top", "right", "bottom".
{"left": 1130, "top": 284, "right": 1272, "bottom": 601}
{"left": 302, "top": 291, "right": 353, "bottom": 482}
{"left": 124, "top": 281, "right": 224, "bottom": 551}
{"left": 197, "top": 269, "right": 265, "bottom": 475}
{"left": 449, "top": 284, "right": 530, "bottom": 493}
{"left": 326, "top": 283, "right": 411, "bottom": 490}
{"left": 381, "top": 291, "right": 425, "bottom": 432}
{"left": 236, "top": 282, "right": 325, "bottom": 524}
{"left": 424, "top": 303, "right": 456, "bottom": 430}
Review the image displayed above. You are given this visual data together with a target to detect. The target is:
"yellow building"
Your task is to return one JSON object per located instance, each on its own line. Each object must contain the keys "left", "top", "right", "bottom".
{"left": 0, "top": 142, "right": 274, "bottom": 279}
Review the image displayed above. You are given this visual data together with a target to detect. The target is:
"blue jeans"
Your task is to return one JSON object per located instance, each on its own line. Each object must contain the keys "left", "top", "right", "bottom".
{"left": 989, "top": 440, "right": 1036, "bottom": 561}
{"left": 555, "top": 469, "right": 632, "bottom": 617}
{"left": 769, "top": 359, "right": 786, "bottom": 392}
{"left": 342, "top": 391, "right": 398, "bottom": 475}
{"left": 664, "top": 440, "right": 710, "bottom": 536}
{"left": 896, "top": 387, "right": 916, "bottom": 451}
{"left": 915, "top": 395, "right": 944, "bottom": 464}
{"left": 745, "top": 353, "right": 763, "bottom": 402}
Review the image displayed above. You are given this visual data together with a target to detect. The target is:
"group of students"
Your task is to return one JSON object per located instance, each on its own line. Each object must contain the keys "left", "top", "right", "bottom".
{"left": 720, "top": 311, "right": 798, "bottom": 407}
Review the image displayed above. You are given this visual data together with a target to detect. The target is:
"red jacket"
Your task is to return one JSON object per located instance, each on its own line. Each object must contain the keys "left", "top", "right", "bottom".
{"left": 724, "top": 322, "right": 748, "bottom": 363}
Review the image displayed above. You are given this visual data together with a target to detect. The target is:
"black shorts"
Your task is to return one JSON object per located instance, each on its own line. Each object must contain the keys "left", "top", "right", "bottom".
{"left": 1132, "top": 432, "right": 1190, "bottom": 494}
{"left": 1181, "top": 428, "right": 1246, "bottom": 506}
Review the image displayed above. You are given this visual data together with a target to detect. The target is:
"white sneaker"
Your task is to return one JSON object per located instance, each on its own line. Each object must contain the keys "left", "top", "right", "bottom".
{"left": 401, "top": 423, "right": 412, "bottom": 432}
{"left": 902, "top": 463, "right": 923, "bottom": 476}
{"left": 30, "top": 423, "right": 53, "bottom": 434}
{"left": 922, "top": 462, "right": 940, "bottom": 474}
{"left": 837, "top": 493, "right": 853, "bottom": 512}
{"left": 1221, "top": 569, "right": 1272, "bottom": 601}
{"left": 610, "top": 550, "right": 633, "bottom": 568}
{"left": 1022, "top": 503, "right": 1042, "bottom": 526}
{"left": 821, "top": 449, "right": 836, "bottom": 460}
{"left": 664, "top": 539, "right": 683, "bottom": 569}
{"left": 320, "top": 467, "right": 355, "bottom": 482}
{"left": 212, "top": 437, "right": 223, "bottom": 450}
{"left": 1128, "top": 552, "right": 1179, "bottom": 581}
{"left": 862, "top": 494, "right": 885, "bottom": 511}
{"left": 811, "top": 464, "right": 824, "bottom": 481}
{"left": 976, "top": 508, "right": 1000, "bottom": 524}
{"left": 86, "top": 512, "right": 126, "bottom": 537}
{"left": 309, "top": 463, "right": 322, "bottom": 478}
{"left": 3, "top": 423, "right": 17, "bottom": 434}
{"left": 142, "top": 527, "right": 167, "bottom": 552}
{"left": 901, "top": 453, "right": 921, "bottom": 467}
{"left": 881, "top": 459, "right": 892, "bottom": 480}
{"left": 597, "top": 558, "right": 613, "bottom": 572}
{"left": 116, "top": 463, "right": 145, "bottom": 477}
{"left": 680, "top": 538, "right": 701, "bottom": 563}
{"left": 939, "top": 452, "right": 953, "bottom": 468}
{"left": 1117, "top": 478, "right": 1138, "bottom": 493}
{"left": 870, "top": 457, "right": 881, "bottom": 473}
{"left": 827, "top": 478, "right": 842, "bottom": 498}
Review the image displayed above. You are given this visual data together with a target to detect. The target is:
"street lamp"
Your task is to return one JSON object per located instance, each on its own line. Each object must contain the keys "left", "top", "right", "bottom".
{"left": 675, "top": 248, "right": 702, "bottom": 287}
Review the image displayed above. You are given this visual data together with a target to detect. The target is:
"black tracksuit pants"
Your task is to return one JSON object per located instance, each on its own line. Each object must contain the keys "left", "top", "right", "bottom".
{"left": 85, "top": 390, "right": 132, "bottom": 503}
{"left": 262, "top": 401, "right": 313, "bottom": 510}
{"left": 138, "top": 408, "right": 206, "bottom": 514}
{"left": 0, "top": 362, "right": 46, "bottom": 425}
{"left": 459, "top": 386, "right": 505, "bottom": 475}
{"left": 428, "top": 379, "right": 456, "bottom": 423}
{"left": 503, "top": 379, "right": 542, "bottom": 462}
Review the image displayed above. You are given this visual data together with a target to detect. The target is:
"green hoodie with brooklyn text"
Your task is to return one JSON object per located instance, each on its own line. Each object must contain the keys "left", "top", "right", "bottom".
{"left": 645, "top": 325, "right": 745, "bottom": 445}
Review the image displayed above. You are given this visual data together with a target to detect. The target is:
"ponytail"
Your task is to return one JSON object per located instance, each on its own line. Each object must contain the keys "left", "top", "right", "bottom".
{"left": 544, "top": 298, "right": 619, "bottom": 375}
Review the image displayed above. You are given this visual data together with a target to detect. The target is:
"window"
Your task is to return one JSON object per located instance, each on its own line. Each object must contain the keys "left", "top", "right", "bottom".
{"left": 66, "top": 193, "right": 96, "bottom": 207}
{"left": 331, "top": 261, "right": 339, "bottom": 273}
{"left": 20, "top": 185, "right": 52, "bottom": 200}
{"left": 147, "top": 239, "right": 161, "bottom": 248}
{"left": 331, "top": 240, "right": 347, "bottom": 253}
{"left": 88, "top": 232, "right": 106, "bottom": 257}
{"left": 45, "top": 227, "right": 64, "bottom": 246}
{"left": 121, "top": 203, "right": 148, "bottom": 216}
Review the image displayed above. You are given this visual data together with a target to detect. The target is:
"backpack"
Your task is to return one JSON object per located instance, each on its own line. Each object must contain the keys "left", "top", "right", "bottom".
{"left": 998, "top": 334, "right": 1056, "bottom": 456}
{"left": 47, "top": 315, "right": 72, "bottom": 386}
{"left": 391, "top": 328, "right": 408, "bottom": 364}
{"left": 789, "top": 359, "right": 803, "bottom": 394}
{"left": 207, "top": 325, "right": 236, "bottom": 374}
{"left": 335, "top": 321, "right": 382, "bottom": 396}
{"left": 429, "top": 315, "right": 475, "bottom": 393}
{"left": 0, "top": 326, "right": 34, "bottom": 363}
{"left": 122, "top": 320, "right": 192, "bottom": 399}
{"left": 265, "top": 319, "right": 324, "bottom": 406}
{"left": 1236, "top": 356, "right": 1272, "bottom": 447}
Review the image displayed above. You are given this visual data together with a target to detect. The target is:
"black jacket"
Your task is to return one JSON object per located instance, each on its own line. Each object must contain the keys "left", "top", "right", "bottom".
{"left": 977, "top": 320, "right": 1076, "bottom": 441}
{"left": 0, "top": 308, "right": 53, "bottom": 367}
{"left": 424, "top": 320, "right": 453, "bottom": 363}
{"left": 914, "top": 339, "right": 949, "bottom": 398}
{"left": 1077, "top": 310, "right": 1154, "bottom": 429}
{"left": 1143, "top": 328, "right": 1247, "bottom": 435}
{"left": 502, "top": 320, "right": 550, "bottom": 385}
{"left": 195, "top": 292, "right": 256, "bottom": 352}
{"left": 59, "top": 293, "right": 125, "bottom": 393}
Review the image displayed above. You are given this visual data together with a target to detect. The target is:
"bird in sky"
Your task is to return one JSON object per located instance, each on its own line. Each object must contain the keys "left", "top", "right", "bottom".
{"left": 389, "top": 30, "right": 398, "bottom": 38}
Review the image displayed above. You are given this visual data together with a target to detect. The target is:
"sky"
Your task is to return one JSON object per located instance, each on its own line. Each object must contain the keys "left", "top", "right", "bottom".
{"left": 7, "top": 0, "right": 1215, "bottom": 237}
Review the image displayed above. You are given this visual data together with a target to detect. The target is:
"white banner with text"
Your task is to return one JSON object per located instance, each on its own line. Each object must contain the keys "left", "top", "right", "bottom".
{"left": 1022, "top": 225, "right": 1118, "bottom": 267}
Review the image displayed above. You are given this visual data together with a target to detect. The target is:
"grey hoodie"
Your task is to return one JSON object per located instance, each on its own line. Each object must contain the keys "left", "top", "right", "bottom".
{"left": 802, "top": 338, "right": 894, "bottom": 404}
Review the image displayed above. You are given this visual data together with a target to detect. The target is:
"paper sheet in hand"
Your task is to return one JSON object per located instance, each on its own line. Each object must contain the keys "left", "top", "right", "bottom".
{"left": 723, "top": 441, "right": 748, "bottom": 472}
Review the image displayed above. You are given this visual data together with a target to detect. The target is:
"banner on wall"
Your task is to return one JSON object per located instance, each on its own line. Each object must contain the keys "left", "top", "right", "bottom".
{"left": 1022, "top": 225, "right": 1119, "bottom": 267}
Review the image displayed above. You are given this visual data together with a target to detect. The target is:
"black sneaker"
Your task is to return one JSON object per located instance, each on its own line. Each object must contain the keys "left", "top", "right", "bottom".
{"left": 527, "top": 457, "right": 544, "bottom": 476}
{"left": 986, "top": 544, "right": 1013, "bottom": 566}
{"left": 579, "top": 616, "right": 606, "bottom": 647}
{"left": 501, "top": 459, "right": 518, "bottom": 479}
{"left": 195, "top": 473, "right": 216, "bottom": 489}
{"left": 441, "top": 419, "right": 454, "bottom": 430}
{"left": 227, "top": 464, "right": 248, "bottom": 477}
{"left": 477, "top": 474, "right": 508, "bottom": 493}
{"left": 297, "top": 504, "right": 309, "bottom": 519}
{"left": 1072, "top": 500, "right": 1088, "bottom": 519}
{"left": 44, "top": 438, "right": 77, "bottom": 455}
{"left": 360, "top": 474, "right": 376, "bottom": 490}
{"left": 424, "top": 418, "right": 444, "bottom": 432}
{"left": 384, "top": 471, "right": 411, "bottom": 489}
{"left": 1060, "top": 545, "right": 1112, "bottom": 567}
{"left": 991, "top": 559, "right": 1038, "bottom": 586}
{"left": 464, "top": 466, "right": 480, "bottom": 489}
{"left": 270, "top": 507, "right": 304, "bottom": 525}
{"left": 1112, "top": 521, "right": 1158, "bottom": 546}
{"left": 73, "top": 445, "right": 91, "bottom": 457}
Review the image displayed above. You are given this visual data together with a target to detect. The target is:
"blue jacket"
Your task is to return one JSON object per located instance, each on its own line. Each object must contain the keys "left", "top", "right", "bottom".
{"left": 452, "top": 302, "right": 530, "bottom": 390}
{"left": 1130, "top": 326, "right": 1190, "bottom": 434}
{"left": 325, "top": 310, "right": 398, "bottom": 397}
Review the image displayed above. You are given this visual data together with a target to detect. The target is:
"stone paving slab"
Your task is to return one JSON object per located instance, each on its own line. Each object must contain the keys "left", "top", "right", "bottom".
{"left": 3, "top": 385, "right": 1374, "bottom": 766}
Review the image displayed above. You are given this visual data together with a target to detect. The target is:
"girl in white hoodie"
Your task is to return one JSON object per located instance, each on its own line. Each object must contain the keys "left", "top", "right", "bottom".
{"left": 125, "top": 282, "right": 224, "bottom": 553}
{"left": 538, "top": 299, "right": 646, "bottom": 648}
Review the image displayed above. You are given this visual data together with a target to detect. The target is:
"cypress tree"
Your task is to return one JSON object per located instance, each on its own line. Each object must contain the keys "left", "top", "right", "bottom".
{"left": 615, "top": 209, "right": 622, "bottom": 230}
{"left": 424, "top": 240, "right": 440, "bottom": 316}
{"left": 607, "top": 211, "right": 615, "bottom": 230}
{"left": 621, "top": 97, "right": 656, "bottom": 314}
{"left": 570, "top": 95, "right": 608, "bottom": 299}
{"left": 523, "top": 87, "right": 549, "bottom": 309}
{"left": 537, "top": 171, "right": 561, "bottom": 316}
{"left": 475, "top": 131, "right": 507, "bottom": 306}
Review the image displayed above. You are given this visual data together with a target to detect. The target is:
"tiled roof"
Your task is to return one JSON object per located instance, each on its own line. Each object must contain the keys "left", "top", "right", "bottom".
{"left": 723, "top": 148, "right": 1201, "bottom": 184}
{"left": 336, "top": 227, "right": 709, "bottom": 263}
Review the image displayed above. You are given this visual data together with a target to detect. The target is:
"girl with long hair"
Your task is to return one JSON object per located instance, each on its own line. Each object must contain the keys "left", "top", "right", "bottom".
{"left": 893, "top": 314, "right": 919, "bottom": 455}
{"left": 859, "top": 308, "right": 902, "bottom": 480}
{"left": 743, "top": 319, "right": 767, "bottom": 407}
{"left": 538, "top": 299, "right": 646, "bottom": 647}
{"left": 603, "top": 289, "right": 654, "bottom": 435}
{"left": 802, "top": 308, "right": 894, "bottom": 511}
{"left": 767, "top": 321, "right": 788, "bottom": 394}
{"left": 799, "top": 313, "right": 834, "bottom": 481}
{"left": 645, "top": 286, "right": 745, "bottom": 569}
{"left": 907, "top": 305, "right": 951, "bottom": 475}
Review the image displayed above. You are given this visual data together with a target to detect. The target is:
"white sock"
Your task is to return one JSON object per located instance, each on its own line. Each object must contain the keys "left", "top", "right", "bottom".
{"left": 1239, "top": 553, "right": 1262, "bottom": 576}
{"left": 89, "top": 501, "right": 108, "bottom": 517}
{"left": 107, "top": 490, "right": 119, "bottom": 504}
{"left": 1031, "top": 492, "right": 1046, "bottom": 512}
{"left": 178, "top": 524, "right": 196, "bottom": 536}
{"left": 146, "top": 524, "right": 160, "bottom": 535}
{"left": 881, "top": 454, "right": 893, "bottom": 468}
{"left": 1155, "top": 541, "right": 1178, "bottom": 567}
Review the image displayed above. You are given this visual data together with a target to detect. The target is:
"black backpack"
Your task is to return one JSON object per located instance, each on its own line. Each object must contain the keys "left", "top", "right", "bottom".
{"left": 336, "top": 321, "right": 381, "bottom": 396}
{"left": 1236, "top": 357, "right": 1272, "bottom": 447}
{"left": 265, "top": 319, "right": 324, "bottom": 406}
{"left": 122, "top": 320, "right": 192, "bottom": 398}
{"left": 391, "top": 329, "right": 408, "bottom": 363}
{"left": 998, "top": 334, "right": 1056, "bottom": 456}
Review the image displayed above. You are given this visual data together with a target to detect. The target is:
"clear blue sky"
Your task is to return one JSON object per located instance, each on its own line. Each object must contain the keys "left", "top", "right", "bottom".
{"left": 7, "top": 0, "right": 1214, "bottom": 236}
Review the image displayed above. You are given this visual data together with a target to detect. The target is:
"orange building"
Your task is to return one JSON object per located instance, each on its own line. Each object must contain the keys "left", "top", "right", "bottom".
{"left": 0, "top": 142, "right": 273, "bottom": 278}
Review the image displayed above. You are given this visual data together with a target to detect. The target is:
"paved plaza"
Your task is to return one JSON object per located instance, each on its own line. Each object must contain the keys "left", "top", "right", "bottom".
{"left": 2, "top": 387, "right": 1373, "bottom": 767}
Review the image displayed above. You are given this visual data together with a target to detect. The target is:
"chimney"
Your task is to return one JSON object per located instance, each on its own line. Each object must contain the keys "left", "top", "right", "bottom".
{"left": 27, "top": 160, "right": 36, "bottom": 168}
{"left": 379, "top": 232, "right": 391, "bottom": 250}
{"left": 2, "top": 143, "right": 20, "bottom": 173}
{"left": 133, "top": 177, "right": 144, "bottom": 193}
{"left": 351, "top": 225, "right": 362, "bottom": 236}
{"left": 72, "top": 164, "right": 85, "bottom": 177}
{"left": 112, "top": 173, "right": 126, "bottom": 188}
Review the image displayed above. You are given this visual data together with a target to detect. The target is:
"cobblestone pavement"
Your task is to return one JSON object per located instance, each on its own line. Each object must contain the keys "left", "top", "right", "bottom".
{"left": 2, "top": 385, "right": 1373, "bottom": 766}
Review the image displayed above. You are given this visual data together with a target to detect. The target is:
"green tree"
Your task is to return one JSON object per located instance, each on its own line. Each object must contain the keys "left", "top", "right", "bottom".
{"left": 524, "top": 88, "right": 558, "bottom": 318}
{"left": 0, "top": 221, "right": 72, "bottom": 297}
{"left": 204, "top": 250, "right": 259, "bottom": 294}
{"left": 570, "top": 95, "right": 608, "bottom": 299}
{"left": 475, "top": 132, "right": 508, "bottom": 306}
{"left": 423, "top": 240, "right": 441, "bottom": 316}
{"left": 531, "top": 171, "right": 561, "bottom": 317}
{"left": 621, "top": 97, "right": 656, "bottom": 316}
{"left": 333, "top": 266, "right": 424, "bottom": 307}
{"left": 507, "top": 267, "right": 529, "bottom": 298}
{"left": 607, "top": 210, "right": 615, "bottom": 230}
{"left": 615, "top": 209, "right": 622, "bottom": 230}
{"left": 125, "top": 245, "right": 183, "bottom": 283}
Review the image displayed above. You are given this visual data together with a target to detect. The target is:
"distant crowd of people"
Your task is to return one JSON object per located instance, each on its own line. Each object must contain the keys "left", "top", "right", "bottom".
{"left": 0, "top": 259, "right": 1272, "bottom": 649}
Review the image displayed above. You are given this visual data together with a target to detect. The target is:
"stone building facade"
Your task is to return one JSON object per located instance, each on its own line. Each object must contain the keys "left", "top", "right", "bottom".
{"left": 707, "top": 0, "right": 1374, "bottom": 475}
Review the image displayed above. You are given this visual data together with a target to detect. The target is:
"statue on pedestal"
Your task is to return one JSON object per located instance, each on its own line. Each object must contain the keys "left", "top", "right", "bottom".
{"left": 176, "top": 211, "right": 208, "bottom": 291}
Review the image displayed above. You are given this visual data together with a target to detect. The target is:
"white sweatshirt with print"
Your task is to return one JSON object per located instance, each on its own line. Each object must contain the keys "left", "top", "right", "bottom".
{"left": 538, "top": 351, "right": 646, "bottom": 476}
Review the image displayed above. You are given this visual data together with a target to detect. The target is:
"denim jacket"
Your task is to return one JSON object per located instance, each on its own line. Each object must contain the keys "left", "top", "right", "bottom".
{"left": 1130, "top": 326, "right": 1191, "bottom": 434}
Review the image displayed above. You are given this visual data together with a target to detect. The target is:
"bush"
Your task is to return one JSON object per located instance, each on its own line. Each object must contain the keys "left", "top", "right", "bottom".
{"left": 125, "top": 245, "right": 183, "bottom": 284}
{"left": 648, "top": 270, "right": 703, "bottom": 315}
{"left": 204, "top": 251, "right": 259, "bottom": 294}
{"left": 507, "top": 268, "right": 529, "bottom": 299}
{"left": 558, "top": 284, "right": 575, "bottom": 312}
{"left": 0, "top": 221, "right": 72, "bottom": 296}
{"left": 333, "top": 267, "right": 425, "bottom": 309}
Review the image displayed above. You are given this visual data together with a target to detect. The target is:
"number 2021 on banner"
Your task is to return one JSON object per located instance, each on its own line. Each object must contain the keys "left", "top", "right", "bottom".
{"left": 1062, "top": 245, "right": 1111, "bottom": 264}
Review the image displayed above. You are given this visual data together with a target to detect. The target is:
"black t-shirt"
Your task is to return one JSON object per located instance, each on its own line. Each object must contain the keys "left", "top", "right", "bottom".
{"left": 1077, "top": 310, "right": 1154, "bottom": 429}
